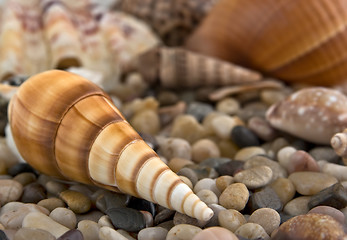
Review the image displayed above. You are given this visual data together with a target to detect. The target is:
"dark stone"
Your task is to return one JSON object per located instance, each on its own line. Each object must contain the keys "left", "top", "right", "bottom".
{"left": 231, "top": 125, "right": 260, "bottom": 148}
{"left": 106, "top": 207, "right": 146, "bottom": 232}
{"left": 104, "top": 192, "right": 128, "bottom": 211}
{"left": 279, "top": 212, "right": 294, "bottom": 224}
{"left": 57, "top": 229, "right": 84, "bottom": 240}
{"left": 308, "top": 182, "right": 347, "bottom": 210}
{"left": 7, "top": 163, "right": 37, "bottom": 177}
{"left": 248, "top": 186, "right": 283, "bottom": 212}
{"left": 186, "top": 101, "right": 214, "bottom": 122}
{"left": 139, "top": 132, "right": 159, "bottom": 151}
{"left": 0, "top": 230, "right": 8, "bottom": 240}
{"left": 216, "top": 160, "right": 244, "bottom": 176}
{"left": 199, "top": 157, "right": 231, "bottom": 170}
{"left": 154, "top": 208, "right": 175, "bottom": 225}
{"left": 176, "top": 167, "right": 198, "bottom": 185}
{"left": 127, "top": 197, "right": 156, "bottom": 216}
{"left": 2, "top": 75, "right": 28, "bottom": 86}
{"left": 185, "top": 164, "right": 218, "bottom": 180}
{"left": 21, "top": 182, "right": 46, "bottom": 203}
{"left": 309, "top": 147, "right": 340, "bottom": 164}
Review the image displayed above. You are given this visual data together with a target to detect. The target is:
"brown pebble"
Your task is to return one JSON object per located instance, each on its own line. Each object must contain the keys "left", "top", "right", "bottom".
{"left": 192, "top": 227, "right": 238, "bottom": 240}
{"left": 270, "top": 178, "right": 296, "bottom": 205}
{"left": 215, "top": 176, "right": 234, "bottom": 192}
{"left": 192, "top": 139, "right": 220, "bottom": 163}
{"left": 168, "top": 157, "right": 194, "bottom": 173}
{"left": 235, "top": 223, "right": 270, "bottom": 240}
{"left": 0, "top": 179, "right": 23, "bottom": 205}
{"left": 287, "top": 150, "right": 320, "bottom": 173}
{"left": 234, "top": 165, "right": 273, "bottom": 189}
{"left": 59, "top": 190, "right": 91, "bottom": 214}
{"left": 308, "top": 206, "right": 345, "bottom": 225}
{"left": 37, "top": 198, "right": 65, "bottom": 212}
{"left": 218, "top": 209, "right": 246, "bottom": 232}
{"left": 219, "top": 183, "right": 249, "bottom": 210}
{"left": 12, "top": 172, "right": 36, "bottom": 186}
{"left": 284, "top": 196, "right": 311, "bottom": 216}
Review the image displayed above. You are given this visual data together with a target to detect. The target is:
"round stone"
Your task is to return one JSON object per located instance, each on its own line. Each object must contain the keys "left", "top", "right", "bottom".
{"left": 138, "top": 227, "right": 168, "bottom": 240}
{"left": 12, "top": 172, "right": 36, "bottom": 186}
{"left": 192, "top": 227, "right": 238, "bottom": 240}
{"left": 57, "top": 229, "right": 84, "bottom": 240}
{"left": 235, "top": 223, "right": 270, "bottom": 240}
{"left": 166, "top": 224, "right": 202, "bottom": 240}
{"left": 308, "top": 206, "right": 345, "bottom": 225}
{"left": 14, "top": 228, "right": 55, "bottom": 240}
{"left": 248, "top": 208, "right": 280, "bottom": 235}
{"left": 158, "top": 137, "right": 192, "bottom": 161}
{"left": 186, "top": 101, "right": 214, "bottom": 122}
{"left": 191, "top": 139, "right": 220, "bottom": 163}
{"left": 196, "top": 190, "right": 218, "bottom": 205}
{"left": 45, "top": 181, "right": 68, "bottom": 196}
{"left": 59, "top": 190, "right": 91, "bottom": 214}
{"left": 168, "top": 158, "right": 194, "bottom": 173}
{"left": 216, "top": 98, "right": 240, "bottom": 115}
{"left": 277, "top": 146, "right": 297, "bottom": 168}
{"left": 283, "top": 196, "right": 311, "bottom": 216}
{"left": 77, "top": 220, "right": 100, "bottom": 240}
{"left": 170, "top": 115, "right": 207, "bottom": 144}
{"left": 287, "top": 150, "right": 320, "bottom": 173}
{"left": 215, "top": 176, "right": 234, "bottom": 192}
{"left": 130, "top": 109, "right": 160, "bottom": 135}
{"left": 234, "top": 146, "right": 266, "bottom": 161}
{"left": 219, "top": 183, "right": 249, "bottom": 211}
{"left": 270, "top": 178, "right": 296, "bottom": 205}
{"left": 211, "top": 115, "right": 244, "bottom": 139}
{"left": 234, "top": 165, "right": 273, "bottom": 189}
{"left": 193, "top": 178, "right": 221, "bottom": 197}
{"left": 247, "top": 116, "right": 277, "bottom": 141}
{"left": 21, "top": 182, "right": 46, "bottom": 203}
{"left": 106, "top": 207, "right": 146, "bottom": 232}
{"left": 37, "top": 198, "right": 65, "bottom": 212}
{"left": 0, "top": 179, "right": 23, "bottom": 205}
{"left": 231, "top": 125, "right": 260, "bottom": 148}
{"left": 50, "top": 207, "right": 77, "bottom": 229}
{"left": 218, "top": 209, "right": 246, "bottom": 232}
{"left": 98, "top": 226, "right": 128, "bottom": 240}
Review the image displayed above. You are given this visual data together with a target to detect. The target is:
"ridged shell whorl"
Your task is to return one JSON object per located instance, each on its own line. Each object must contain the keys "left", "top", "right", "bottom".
{"left": 8, "top": 70, "right": 213, "bottom": 221}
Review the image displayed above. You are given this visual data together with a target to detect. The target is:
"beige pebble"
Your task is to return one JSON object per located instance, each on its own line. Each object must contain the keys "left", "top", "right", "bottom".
{"left": 248, "top": 208, "right": 280, "bottom": 235}
{"left": 77, "top": 220, "right": 100, "bottom": 240}
{"left": 247, "top": 116, "right": 277, "bottom": 141}
{"left": 260, "top": 89, "right": 288, "bottom": 106}
{"left": 179, "top": 176, "right": 193, "bottom": 189}
{"left": 211, "top": 115, "right": 244, "bottom": 139}
{"left": 59, "top": 190, "right": 91, "bottom": 214}
{"left": 0, "top": 137, "right": 20, "bottom": 168}
{"left": 192, "top": 139, "right": 220, "bottom": 163}
{"left": 218, "top": 209, "right": 246, "bottom": 232}
{"left": 277, "top": 146, "right": 296, "bottom": 169}
{"left": 319, "top": 161, "right": 347, "bottom": 181}
{"left": 219, "top": 183, "right": 249, "bottom": 211}
{"left": 235, "top": 223, "right": 270, "bottom": 240}
{"left": 234, "top": 146, "right": 266, "bottom": 161}
{"left": 37, "top": 198, "right": 65, "bottom": 212}
{"left": 0, "top": 179, "right": 23, "bottom": 205}
{"left": 130, "top": 109, "right": 160, "bottom": 135}
{"left": 99, "top": 226, "right": 128, "bottom": 240}
{"left": 22, "top": 212, "right": 69, "bottom": 238}
{"left": 216, "top": 97, "right": 240, "bottom": 115}
{"left": 193, "top": 178, "right": 221, "bottom": 197}
{"left": 196, "top": 190, "right": 218, "bottom": 205}
{"left": 158, "top": 137, "right": 192, "bottom": 160}
{"left": 98, "top": 215, "right": 113, "bottom": 228}
{"left": 138, "top": 227, "right": 168, "bottom": 240}
{"left": 288, "top": 172, "right": 338, "bottom": 195}
{"left": 49, "top": 207, "right": 76, "bottom": 229}
{"left": 13, "top": 227, "right": 56, "bottom": 240}
{"left": 166, "top": 224, "right": 202, "bottom": 240}
{"left": 192, "top": 226, "right": 238, "bottom": 240}
{"left": 168, "top": 157, "right": 194, "bottom": 173}
{"left": 170, "top": 115, "right": 207, "bottom": 144}
{"left": 45, "top": 180, "right": 68, "bottom": 196}
{"left": 283, "top": 196, "right": 311, "bottom": 216}
{"left": 215, "top": 176, "right": 234, "bottom": 192}
{"left": 202, "top": 112, "right": 226, "bottom": 135}
{"left": 117, "top": 229, "right": 136, "bottom": 240}
{"left": 234, "top": 166, "right": 273, "bottom": 189}
{"left": 270, "top": 178, "right": 296, "bottom": 205}
{"left": 217, "top": 139, "right": 239, "bottom": 159}
{"left": 287, "top": 150, "right": 320, "bottom": 173}
{"left": 12, "top": 172, "right": 36, "bottom": 186}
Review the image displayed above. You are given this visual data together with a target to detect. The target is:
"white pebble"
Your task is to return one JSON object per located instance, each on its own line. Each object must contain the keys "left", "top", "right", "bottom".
{"left": 99, "top": 226, "right": 128, "bottom": 240}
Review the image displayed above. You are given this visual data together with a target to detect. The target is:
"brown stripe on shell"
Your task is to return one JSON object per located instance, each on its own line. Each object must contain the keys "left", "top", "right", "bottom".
{"left": 191, "top": 198, "right": 201, "bottom": 219}
{"left": 181, "top": 191, "right": 193, "bottom": 216}
{"left": 165, "top": 178, "right": 184, "bottom": 210}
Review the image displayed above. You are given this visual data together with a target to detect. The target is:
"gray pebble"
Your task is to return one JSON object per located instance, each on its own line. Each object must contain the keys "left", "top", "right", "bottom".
{"left": 234, "top": 165, "right": 273, "bottom": 189}
{"left": 0, "top": 180, "right": 23, "bottom": 205}
{"left": 77, "top": 220, "right": 100, "bottom": 240}
{"left": 186, "top": 165, "right": 219, "bottom": 180}
{"left": 76, "top": 210, "right": 104, "bottom": 223}
{"left": 308, "top": 182, "right": 347, "bottom": 209}
{"left": 173, "top": 212, "right": 206, "bottom": 228}
{"left": 248, "top": 208, "right": 280, "bottom": 235}
{"left": 49, "top": 207, "right": 77, "bottom": 229}
{"left": 13, "top": 228, "right": 55, "bottom": 240}
{"left": 187, "top": 101, "right": 214, "bottom": 122}
{"left": 106, "top": 207, "right": 146, "bottom": 232}
{"left": 218, "top": 209, "right": 246, "bottom": 232}
{"left": 309, "top": 147, "right": 340, "bottom": 163}
{"left": 57, "top": 229, "right": 84, "bottom": 240}
{"left": 45, "top": 181, "right": 68, "bottom": 196}
{"left": 249, "top": 186, "right": 283, "bottom": 212}
{"left": 154, "top": 208, "right": 175, "bottom": 225}
{"left": 247, "top": 116, "right": 277, "bottom": 141}
{"left": 21, "top": 182, "right": 46, "bottom": 203}
{"left": 138, "top": 227, "right": 168, "bottom": 240}
{"left": 177, "top": 167, "right": 198, "bottom": 186}
{"left": 166, "top": 224, "right": 202, "bottom": 240}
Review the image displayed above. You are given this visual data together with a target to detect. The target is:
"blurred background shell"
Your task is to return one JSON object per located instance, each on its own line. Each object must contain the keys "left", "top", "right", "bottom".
{"left": 186, "top": 0, "right": 347, "bottom": 86}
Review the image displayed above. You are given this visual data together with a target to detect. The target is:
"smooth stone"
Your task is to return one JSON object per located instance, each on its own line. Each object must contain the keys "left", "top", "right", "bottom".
{"left": 177, "top": 167, "right": 199, "bottom": 186}
{"left": 50, "top": 207, "right": 77, "bottom": 229}
{"left": 237, "top": 101, "right": 268, "bottom": 121}
{"left": 218, "top": 209, "right": 246, "bottom": 232}
{"left": 157, "top": 90, "right": 179, "bottom": 106}
{"left": 231, "top": 125, "right": 260, "bottom": 148}
{"left": 21, "top": 182, "right": 46, "bottom": 203}
{"left": 168, "top": 158, "right": 194, "bottom": 173}
{"left": 12, "top": 172, "right": 36, "bottom": 186}
{"left": 235, "top": 223, "right": 270, "bottom": 240}
{"left": 98, "top": 215, "right": 113, "bottom": 228}
{"left": 179, "top": 176, "right": 193, "bottom": 189}
{"left": 99, "top": 226, "right": 128, "bottom": 240}
{"left": 308, "top": 206, "right": 345, "bottom": 225}
{"left": 22, "top": 212, "right": 69, "bottom": 238}
{"left": 194, "top": 178, "right": 221, "bottom": 197}
{"left": 76, "top": 210, "right": 104, "bottom": 223}
{"left": 265, "top": 137, "right": 290, "bottom": 159}
{"left": 288, "top": 172, "right": 338, "bottom": 195}
{"left": 138, "top": 227, "right": 168, "bottom": 240}
{"left": 234, "top": 166, "right": 273, "bottom": 189}
{"left": 68, "top": 184, "right": 94, "bottom": 197}
{"left": 217, "top": 140, "right": 239, "bottom": 159}
{"left": 77, "top": 220, "right": 100, "bottom": 240}
{"left": 272, "top": 213, "right": 346, "bottom": 240}
{"left": 170, "top": 115, "right": 208, "bottom": 144}
{"left": 45, "top": 181, "right": 69, "bottom": 196}
{"left": 219, "top": 183, "right": 249, "bottom": 211}
{"left": 59, "top": 190, "right": 91, "bottom": 214}
{"left": 287, "top": 150, "right": 320, "bottom": 173}
{"left": 269, "top": 178, "right": 296, "bottom": 205}
{"left": 117, "top": 229, "right": 137, "bottom": 240}
{"left": 309, "top": 147, "right": 340, "bottom": 163}
{"left": 187, "top": 102, "right": 214, "bottom": 122}
{"left": 320, "top": 161, "right": 347, "bottom": 182}
{"left": 192, "top": 139, "right": 220, "bottom": 163}
{"left": 14, "top": 228, "right": 55, "bottom": 240}
{"left": 196, "top": 190, "right": 218, "bottom": 205}
{"left": 247, "top": 116, "right": 277, "bottom": 141}
{"left": 248, "top": 186, "right": 283, "bottom": 212}
{"left": 199, "top": 158, "right": 231, "bottom": 170}
{"left": 140, "top": 210, "right": 153, "bottom": 228}
{"left": 308, "top": 182, "right": 347, "bottom": 209}
{"left": 216, "top": 160, "right": 244, "bottom": 176}
{"left": 234, "top": 146, "right": 266, "bottom": 161}
{"left": 0, "top": 203, "right": 49, "bottom": 229}
{"left": 158, "top": 220, "right": 175, "bottom": 231}
{"left": 154, "top": 208, "right": 175, "bottom": 225}
{"left": 283, "top": 196, "right": 311, "bottom": 216}
{"left": 57, "top": 229, "right": 84, "bottom": 240}
{"left": 0, "top": 180, "right": 23, "bottom": 205}
{"left": 276, "top": 146, "right": 297, "bottom": 169}
{"left": 192, "top": 227, "right": 238, "bottom": 240}
{"left": 104, "top": 191, "right": 128, "bottom": 210}
{"left": 216, "top": 97, "right": 240, "bottom": 115}
{"left": 166, "top": 224, "right": 202, "bottom": 240}
{"left": 7, "top": 163, "right": 36, "bottom": 176}
{"left": 248, "top": 208, "right": 280, "bottom": 235}
{"left": 0, "top": 230, "right": 8, "bottom": 240}
{"left": 127, "top": 197, "right": 156, "bottom": 216}
{"left": 0, "top": 223, "right": 3, "bottom": 231}
{"left": 186, "top": 165, "right": 219, "bottom": 180}
{"left": 130, "top": 109, "right": 160, "bottom": 135}
{"left": 211, "top": 115, "right": 244, "bottom": 139}
{"left": 106, "top": 207, "right": 146, "bottom": 232}
{"left": 173, "top": 212, "right": 206, "bottom": 228}
{"left": 0, "top": 202, "right": 24, "bottom": 215}
{"left": 215, "top": 176, "right": 234, "bottom": 192}
{"left": 205, "top": 204, "right": 226, "bottom": 228}
{"left": 37, "top": 198, "right": 65, "bottom": 212}
{"left": 158, "top": 137, "right": 192, "bottom": 160}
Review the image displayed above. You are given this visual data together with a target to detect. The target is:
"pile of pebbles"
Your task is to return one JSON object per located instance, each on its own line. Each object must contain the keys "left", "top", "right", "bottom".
{"left": 0, "top": 73, "right": 347, "bottom": 240}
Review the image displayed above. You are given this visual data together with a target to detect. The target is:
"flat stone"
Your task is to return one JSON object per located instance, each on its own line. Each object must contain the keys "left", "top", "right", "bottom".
{"left": 12, "top": 172, "right": 36, "bottom": 186}
{"left": 59, "top": 190, "right": 91, "bottom": 214}
{"left": 231, "top": 125, "right": 260, "bottom": 148}
{"left": 216, "top": 160, "right": 244, "bottom": 176}
{"left": 37, "top": 198, "right": 65, "bottom": 212}
{"left": 98, "top": 226, "right": 128, "bottom": 240}
{"left": 138, "top": 227, "right": 168, "bottom": 240}
{"left": 49, "top": 207, "right": 77, "bottom": 229}
{"left": 219, "top": 183, "right": 249, "bottom": 211}
{"left": 106, "top": 207, "right": 146, "bottom": 232}
{"left": 77, "top": 220, "right": 100, "bottom": 240}
{"left": 248, "top": 208, "right": 280, "bottom": 235}
{"left": 57, "top": 229, "right": 84, "bottom": 240}
{"left": 248, "top": 186, "right": 283, "bottom": 212}
{"left": 284, "top": 196, "right": 311, "bottom": 216}
{"left": 14, "top": 228, "right": 55, "bottom": 240}
{"left": 192, "top": 227, "right": 238, "bottom": 240}
{"left": 21, "top": 182, "right": 46, "bottom": 203}
{"left": 234, "top": 166, "right": 273, "bottom": 189}
{"left": 218, "top": 209, "right": 246, "bottom": 232}
{"left": 166, "top": 224, "right": 202, "bottom": 240}
{"left": 0, "top": 180, "right": 23, "bottom": 205}
{"left": 235, "top": 223, "right": 270, "bottom": 240}
{"left": 308, "top": 182, "right": 347, "bottom": 209}
{"left": 127, "top": 197, "right": 156, "bottom": 216}
{"left": 269, "top": 178, "right": 296, "bottom": 205}
{"left": 234, "top": 146, "right": 266, "bottom": 161}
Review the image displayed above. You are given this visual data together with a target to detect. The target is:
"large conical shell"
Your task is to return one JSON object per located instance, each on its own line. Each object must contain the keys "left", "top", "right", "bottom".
{"left": 8, "top": 70, "right": 213, "bottom": 221}
{"left": 135, "top": 47, "right": 262, "bottom": 88}
{"left": 186, "top": 0, "right": 347, "bottom": 86}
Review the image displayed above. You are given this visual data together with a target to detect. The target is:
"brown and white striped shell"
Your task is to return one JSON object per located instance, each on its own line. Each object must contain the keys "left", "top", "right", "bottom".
{"left": 8, "top": 70, "right": 213, "bottom": 221}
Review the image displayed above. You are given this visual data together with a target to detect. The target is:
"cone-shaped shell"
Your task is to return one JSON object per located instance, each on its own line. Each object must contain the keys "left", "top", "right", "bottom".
{"left": 8, "top": 70, "right": 213, "bottom": 221}
{"left": 186, "top": 0, "right": 347, "bottom": 86}
{"left": 136, "top": 47, "right": 262, "bottom": 88}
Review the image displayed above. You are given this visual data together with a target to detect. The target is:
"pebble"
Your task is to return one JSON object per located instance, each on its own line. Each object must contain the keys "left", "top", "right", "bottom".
{"left": 308, "top": 182, "right": 347, "bottom": 209}
{"left": 319, "top": 161, "right": 347, "bottom": 181}
{"left": 218, "top": 209, "right": 246, "bottom": 232}
{"left": 309, "top": 147, "right": 340, "bottom": 163}
{"left": 141, "top": 210, "right": 154, "bottom": 227}
{"left": 283, "top": 196, "right": 311, "bottom": 216}
{"left": 103, "top": 191, "right": 128, "bottom": 211}
{"left": 106, "top": 207, "right": 146, "bottom": 232}
{"left": 216, "top": 97, "right": 240, "bottom": 115}
{"left": 179, "top": 176, "right": 193, "bottom": 189}
{"left": 21, "top": 182, "right": 46, "bottom": 203}
{"left": 57, "top": 229, "right": 84, "bottom": 240}
{"left": 117, "top": 229, "right": 137, "bottom": 240}
{"left": 170, "top": 115, "right": 207, "bottom": 144}
{"left": 288, "top": 172, "right": 338, "bottom": 195}
{"left": 265, "top": 137, "right": 290, "bottom": 159}
{"left": 166, "top": 224, "right": 202, "bottom": 240}
{"left": 234, "top": 146, "right": 266, "bottom": 161}
{"left": 59, "top": 190, "right": 92, "bottom": 214}
{"left": 22, "top": 212, "right": 69, "bottom": 238}
{"left": 49, "top": 207, "right": 77, "bottom": 229}
{"left": 68, "top": 184, "right": 94, "bottom": 197}
{"left": 202, "top": 112, "right": 226, "bottom": 135}
{"left": 235, "top": 223, "right": 270, "bottom": 240}
{"left": 192, "top": 227, "right": 238, "bottom": 240}
{"left": 276, "top": 146, "right": 297, "bottom": 169}
{"left": 216, "top": 160, "right": 244, "bottom": 176}
{"left": 77, "top": 220, "right": 100, "bottom": 240}
{"left": 248, "top": 186, "right": 283, "bottom": 212}
{"left": 196, "top": 190, "right": 218, "bottom": 205}
{"left": 76, "top": 210, "right": 104, "bottom": 223}
{"left": 187, "top": 102, "right": 214, "bottom": 122}
{"left": 127, "top": 197, "right": 156, "bottom": 216}
{"left": 138, "top": 227, "right": 168, "bottom": 240}
{"left": 98, "top": 215, "right": 113, "bottom": 228}
{"left": 0, "top": 179, "right": 23, "bottom": 205}
{"left": 217, "top": 139, "right": 239, "bottom": 159}
{"left": 248, "top": 208, "right": 280, "bottom": 235}
{"left": 191, "top": 139, "right": 220, "bottom": 163}
{"left": 157, "top": 91, "right": 179, "bottom": 106}
{"left": 154, "top": 209, "right": 175, "bottom": 225}
{"left": 168, "top": 158, "right": 194, "bottom": 173}
{"left": 219, "top": 183, "right": 249, "bottom": 211}
{"left": 286, "top": 150, "right": 320, "bottom": 173}
{"left": 231, "top": 125, "right": 260, "bottom": 148}
{"left": 211, "top": 115, "right": 244, "bottom": 139}
{"left": 45, "top": 181, "right": 69, "bottom": 196}
{"left": 308, "top": 206, "right": 345, "bottom": 225}
{"left": 37, "top": 198, "right": 65, "bottom": 212}
{"left": 186, "top": 164, "right": 219, "bottom": 180}
{"left": 12, "top": 172, "right": 36, "bottom": 186}
{"left": 0, "top": 230, "right": 9, "bottom": 240}
{"left": 0, "top": 224, "right": 3, "bottom": 231}
{"left": 272, "top": 213, "right": 346, "bottom": 240}
{"left": 130, "top": 109, "right": 160, "bottom": 135}
{"left": 234, "top": 166, "right": 273, "bottom": 189}
{"left": 173, "top": 212, "right": 206, "bottom": 228}
{"left": 215, "top": 176, "right": 234, "bottom": 192}
{"left": 99, "top": 226, "right": 128, "bottom": 240}
{"left": 269, "top": 178, "right": 296, "bottom": 205}
{"left": 199, "top": 157, "right": 231, "bottom": 170}
{"left": 158, "top": 137, "right": 192, "bottom": 160}
{"left": 13, "top": 228, "right": 55, "bottom": 240}
{"left": 237, "top": 101, "right": 268, "bottom": 121}
{"left": 176, "top": 168, "right": 198, "bottom": 186}
{"left": 193, "top": 178, "right": 221, "bottom": 197}
{"left": 7, "top": 163, "right": 36, "bottom": 176}
{"left": 205, "top": 204, "right": 226, "bottom": 228}
{"left": 247, "top": 116, "right": 277, "bottom": 141}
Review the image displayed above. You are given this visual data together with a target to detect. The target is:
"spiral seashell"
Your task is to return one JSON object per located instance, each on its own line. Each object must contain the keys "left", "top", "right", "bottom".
{"left": 266, "top": 87, "right": 347, "bottom": 144}
{"left": 8, "top": 70, "right": 213, "bottom": 221}
{"left": 135, "top": 47, "right": 262, "bottom": 88}
{"left": 331, "top": 129, "right": 347, "bottom": 158}
{"left": 186, "top": 0, "right": 347, "bottom": 86}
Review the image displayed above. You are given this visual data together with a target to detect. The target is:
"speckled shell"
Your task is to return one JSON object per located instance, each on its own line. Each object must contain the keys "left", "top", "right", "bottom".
{"left": 8, "top": 70, "right": 213, "bottom": 221}
{"left": 186, "top": 0, "right": 347, "bottom": 86}
{"left": 266, "top": 87, "right": 347, "bottom": 144}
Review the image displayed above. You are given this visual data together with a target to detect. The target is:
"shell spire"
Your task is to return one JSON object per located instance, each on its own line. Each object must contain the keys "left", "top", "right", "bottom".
{"left": 8, "top": 70, "right": 213, "bottom": 221}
